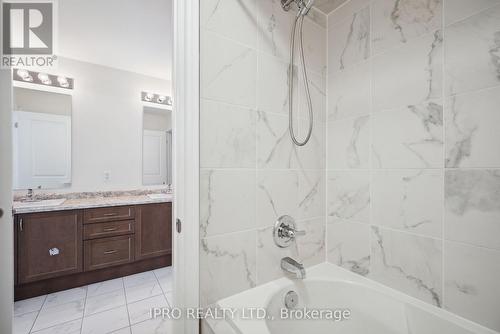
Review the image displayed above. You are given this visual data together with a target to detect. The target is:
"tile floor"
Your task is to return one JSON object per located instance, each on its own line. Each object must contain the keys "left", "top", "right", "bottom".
{"left": 14, "top": 267, "right": 174, "bottom": 334}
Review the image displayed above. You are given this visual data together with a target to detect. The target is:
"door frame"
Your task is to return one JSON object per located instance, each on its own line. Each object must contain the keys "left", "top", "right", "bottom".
{"left": 172, "top": 0, "right": 200, "bottom": 333}
{"left": 0, "top": 71, "right": 14, "bottom": 333}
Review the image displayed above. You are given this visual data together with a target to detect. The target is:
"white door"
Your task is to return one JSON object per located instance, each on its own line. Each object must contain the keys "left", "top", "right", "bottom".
{"left": 143, "top": 130, "right": 167, "bottom": 185}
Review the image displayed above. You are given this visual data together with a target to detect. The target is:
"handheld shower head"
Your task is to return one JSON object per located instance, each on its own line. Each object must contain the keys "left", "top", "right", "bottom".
{"left": 299, "top": 0, "right": 316, "bottom": 16}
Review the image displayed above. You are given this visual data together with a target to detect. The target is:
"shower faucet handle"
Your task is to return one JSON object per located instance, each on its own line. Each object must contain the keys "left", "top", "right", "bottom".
{"left": 273, "top": 215, "right": 306, "bottom": 248}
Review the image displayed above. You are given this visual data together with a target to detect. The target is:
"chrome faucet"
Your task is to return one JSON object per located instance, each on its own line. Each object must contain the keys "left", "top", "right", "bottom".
{"left": 281, "top": 257, "right": 306, "bottom": 279}
{"left": 26, "top": 189, "right": 34, "bottom": 202}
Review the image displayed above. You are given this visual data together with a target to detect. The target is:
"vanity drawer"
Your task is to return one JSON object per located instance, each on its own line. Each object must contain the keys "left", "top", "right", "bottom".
{"left": 84, "top": 235, "right": 134, "bottom": 271}
{"left": 83, "top": 206, "right": 135, "bottom": 224}
{"left": 83, "top": 220, "right": 134, "bottom": 240}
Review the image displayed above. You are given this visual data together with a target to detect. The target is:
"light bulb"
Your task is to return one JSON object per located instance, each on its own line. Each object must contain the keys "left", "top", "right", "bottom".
{"left": 38, "top": 73, "right": 52, "bottom": 85}
{"left": 57, "top": 76, "right": 69, "bottom": 88}
{"left": 144, "top": 93, "right": 154, "bottom": 102}
{"left": 16, "top": 69, "right": 30, "bottom": 80}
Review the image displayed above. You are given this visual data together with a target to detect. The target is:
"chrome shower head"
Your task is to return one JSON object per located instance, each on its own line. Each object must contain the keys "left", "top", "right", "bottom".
{"left": 281, "top": 0, "right": 316, "bottom": 16}
{"left": 299, "top": 0, "right": 316, "bottom": 16}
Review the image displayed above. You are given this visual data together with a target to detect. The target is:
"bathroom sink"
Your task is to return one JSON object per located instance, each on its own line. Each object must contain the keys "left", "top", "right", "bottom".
{"left": 147, "top": 193, "right": 172, "bottom": 200}
{"left": 15, "top": 198, "right": 66, "bottom": 208}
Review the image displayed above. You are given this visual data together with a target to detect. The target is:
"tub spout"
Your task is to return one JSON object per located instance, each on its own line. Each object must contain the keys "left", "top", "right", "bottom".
{"left": 281, "top": 257, "right": 306, "bottom": 279}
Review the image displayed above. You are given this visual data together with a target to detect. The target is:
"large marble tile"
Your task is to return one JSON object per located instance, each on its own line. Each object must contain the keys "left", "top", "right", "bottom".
{"left": 298, "top": 169, "right": 325, "bottom": 220}
{"left": 42, "top": 287, "right": 87, "bottom": 309}
{"left": 327, "top": 221, "right": 370, "bottom": 276}
{"left": 81, "top": 306, "right": 130, "bottom": 334}
{"left": 200, "top": 231, "right": 257, "bottom": 306}
{"left": 370, "top": 227, "right": 443, "bottom": 306}
{"left": 372, "top": 31, "right": 443, "bottom": 112}
{"left": 154, "top": 267, "right": 173, "bottom": 293}
{"left": 14, "top": 295, "right": 46, "bottom": 316}
{"left": 13, "top": 311, "right": 38, "bottom": 334}
{"left": 328, "top": 60, "right": 371, "bottom": 121}
{"left": 201, "top": 0, "right": 258, "bottom": 48}
{"left": 127, "top": 295, "right": 168, "bottom": 325}
{"left": 257, "top": 52, "right": 297, "bottom": 116}
{"left": 444, "top": 5, "right": 500, "bottom": 95}
{"left": 327, "top": 170, "right": 370, "bottom": 224}
{"left": 84, "top": 289, "right": 126, "bottom": 316}
{"left": 130, "top": 317, "right": 172, "bottom": 334}
{"left": 257, "top": 111, "right": 299, "bottom": 169}
{"left": 371, "top": 0, "right": 443, "bottom": 55}
{"left": 445, "top": 170, "right": 500, "bottom": 250}
{"left": 31, "top": 319, "right": 82, "bottom": 334}
{"left": 201, "top": 32, "right": 257, "bottom": 107}
{"left": 296, "top": 120, "right": 326, "bottom": 170}
{"left": 372, "top": 169, "right": 444, "bottom": 237}
{"left": 256, "top": 170, "right": 298, "bottom": 228}
{"left": 125, "top": 280, "right": 163, "bottom": 304}
{"left": 328, "top": 0, "right": 371, "bottom": 28}
{"left": 200, "top": 100, "right": 257, "bottom": 168}
{"left": 257, "top": 0, "right": 295, "bottom": 61}
{"left": 298, "top": 70, "right": 327, "bottom": 123}
{"left": 328, "top": 5, "right": 370, "bottom": 72}
{"left": 372, "top": 102, "right": 443, "bottom": 168}
{"left": 86, "top": 278, "right": 123, "bottom": 298}
{"left": 200, "top": 169, "right": 256, "bottom": 237}
{"left": 444, "top": 241, "right": 500, "bottom": 332}
{"left": 32, "top": 300, "right": 85, "bottom": 332}
{"left": 123, "top": 271, "right": 157, "bottom": 289}
{"left": 445, "top": 86, "right": 500, "bottom": 168}
{"left": 301, "top": 14, "right": 327, "bottom": 75}
{"left": 256, "top": 218, "right": 325, "bottom": 284}
{"left": 444, "top": 0, "right": 500, "bottom": 26}
{"left": 327, "top": 115, "right": 370, "bottom": 169}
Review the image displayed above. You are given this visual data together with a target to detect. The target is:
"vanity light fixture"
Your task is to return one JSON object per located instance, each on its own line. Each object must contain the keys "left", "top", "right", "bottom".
{"left": 13, "top": 68, "right": 74, "bottom": 89}
{"left": 141, "top": 91, "right": 172, "bottom": 106}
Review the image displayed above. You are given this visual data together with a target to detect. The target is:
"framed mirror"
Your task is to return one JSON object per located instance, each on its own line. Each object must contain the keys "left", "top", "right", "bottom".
{"left": 142, "top": 106, "right": 172, "bottom": 186}
{"left": 12, "top": 87, "right": 72, "bottom": 190}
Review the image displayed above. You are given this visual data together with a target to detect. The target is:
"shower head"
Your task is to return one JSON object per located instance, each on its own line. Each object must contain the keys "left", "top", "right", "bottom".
{"left": 281, "top": 0, "right": 316, "bottom": 16}
{"left": 299, "top": 0, "right": 316, "bottom": 16}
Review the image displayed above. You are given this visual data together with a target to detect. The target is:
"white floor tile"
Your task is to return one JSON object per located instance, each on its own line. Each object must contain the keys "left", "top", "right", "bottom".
{"left": 85, "top": 289, "right": 126, "bottom": 316}
{"left": 130, "top": 318, "right": 172, "bottom": 334}
{"left": 110, "top": 327, "right": 131, "bottom": 334}
{"left": 87, "top": 278, "right": 124, "bottom": 298}
{"left": 31, "top": 318, "right": 82, "bottom": 334}
{"left": 43, "top": 287, "right": 87, "bottom": 309}
{"left": 127, "top": 295, "right": 168, "bottom": 325}
{"left": 164, "top": 291, "right": 173, "bottom": 307}
{"left": 81, "top": 306, "right": 129, "bottom": 334}
{"left": 125, "top": 280, "right": 163, "bottom": 304}
{"left": 123, "top": 271, "right": 157, "bottom": 288}
{"left": 14, "top": 295, "right": 46, "bottom": 316}
{"left": 153, "top": 267, "right": 172, "bottom": 280}
{"left": 32, "top": 300, "right": 84, "bottom": 332}
{"left": 13, "top": 311, "right": 38, "bottom": 334}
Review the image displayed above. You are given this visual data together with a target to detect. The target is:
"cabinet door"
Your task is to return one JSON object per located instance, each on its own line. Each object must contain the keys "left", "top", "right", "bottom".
{"left": 17, "top": 211, "right": 82, "bottom": 284}
{"left": 135, "top": 203, "right": 172, "bottom": 260}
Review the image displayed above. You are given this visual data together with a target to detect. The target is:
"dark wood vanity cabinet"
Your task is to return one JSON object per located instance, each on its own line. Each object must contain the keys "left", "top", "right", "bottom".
{"left": 17, "top": 210, "right": 83, "bottom": 284}
{"left": 14, "top": 202, "right": 172, "bottom": 300}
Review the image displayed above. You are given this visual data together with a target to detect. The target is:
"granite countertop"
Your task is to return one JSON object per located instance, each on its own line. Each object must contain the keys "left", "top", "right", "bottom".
{"left": 12, "top": 194, "right": 174, "bottom": 214}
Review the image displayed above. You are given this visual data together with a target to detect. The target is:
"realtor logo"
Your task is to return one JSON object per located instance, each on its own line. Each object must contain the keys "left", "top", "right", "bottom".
{"left": 1, "top": 0, "right": 56, "bottom": 68}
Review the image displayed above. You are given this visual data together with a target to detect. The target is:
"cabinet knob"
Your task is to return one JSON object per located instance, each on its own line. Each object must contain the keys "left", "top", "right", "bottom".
{"left": 48, "top": 248, "right": 60, "bottom": 256}
{"left": 0, "top": 208, "right": 3, "bottom": 218}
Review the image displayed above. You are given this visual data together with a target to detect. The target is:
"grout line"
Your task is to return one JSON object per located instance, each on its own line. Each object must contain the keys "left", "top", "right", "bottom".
{"left": 122, "top": 276, "right": 133, "bottom": 331}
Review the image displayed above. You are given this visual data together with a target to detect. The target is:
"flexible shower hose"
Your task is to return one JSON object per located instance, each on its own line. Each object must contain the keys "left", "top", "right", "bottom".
{"left": 288, "top": 13, "right": 314, "bottom": 147}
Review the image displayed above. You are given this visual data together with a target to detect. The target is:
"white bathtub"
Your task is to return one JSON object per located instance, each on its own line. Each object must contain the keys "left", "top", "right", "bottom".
{"left": 211, "top": 263, "right": 497, "bottom": 334}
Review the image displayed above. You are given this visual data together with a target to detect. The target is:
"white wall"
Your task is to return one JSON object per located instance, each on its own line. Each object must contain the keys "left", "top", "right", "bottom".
{"left": 0, "top": 70, "right": 13, "bottom": 334}
{"left": 16, "top": 57, "right": 172, "bottom": 193}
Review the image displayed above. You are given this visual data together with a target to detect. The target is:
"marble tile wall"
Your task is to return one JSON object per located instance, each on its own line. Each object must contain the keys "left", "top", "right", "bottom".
{"left": 326, "top": 0, "right": 500, "bottom": 331}
{"left": 199, "top": 0, "right": 327, "bottom": 307}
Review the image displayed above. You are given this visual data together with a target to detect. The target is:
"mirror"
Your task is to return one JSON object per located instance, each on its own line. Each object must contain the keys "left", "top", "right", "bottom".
{"left": 142, "top": 106, "right": 172, "bottom": 186}
{"left": 13, "top": 87, "right": 72, "bottom": 190}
